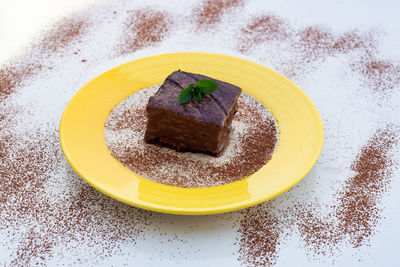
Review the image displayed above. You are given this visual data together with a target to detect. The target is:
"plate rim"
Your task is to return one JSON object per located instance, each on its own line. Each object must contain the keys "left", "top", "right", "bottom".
{"left": 60, "top": 52, "right": 324, "bottom": 215}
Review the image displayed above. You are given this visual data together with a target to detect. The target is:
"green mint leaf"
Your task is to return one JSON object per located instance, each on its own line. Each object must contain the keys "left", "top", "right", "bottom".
{"left": 193, "top": 90, "right": 202, "bottom": 102}
{"left": 178, "top": 84, "right": 194, "bottom": 104}
{"left": 177, "top": 79, "right": 219, "bottom": 104}
{"left": 195, "top": 79, "right": 218, "bottom": 95}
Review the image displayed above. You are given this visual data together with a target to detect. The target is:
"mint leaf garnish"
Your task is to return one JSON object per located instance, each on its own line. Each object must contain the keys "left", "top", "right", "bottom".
{"left": 193, "top": 89, "right": 202, "bottom": 102}
{"left": 178, "top": 79, "right": 218, "bottom": 104}
{"left": 195, "top": 79, "right": 218, "bottom": 95}
{"left": 178, "top": 84, "right": 194, "bottom": 104}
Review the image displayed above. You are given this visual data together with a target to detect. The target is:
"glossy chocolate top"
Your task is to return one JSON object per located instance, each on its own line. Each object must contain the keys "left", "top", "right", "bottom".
{"left": 147, "top": 70, "right": 242, "bottom": 127}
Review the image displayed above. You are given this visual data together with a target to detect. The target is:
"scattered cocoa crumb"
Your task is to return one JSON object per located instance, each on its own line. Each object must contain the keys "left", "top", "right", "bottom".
{"left": 336, "top": 126, "right": 398, "bottom": 247}
{"left": 351, "top": 56, "right": 400, "bottom": 92}
{"left": 239, "top": 14, "right": 291, "bottom": 52}
{"left": 9, "top": 179, "right": 154, "bottom": 265}
{"left": 296, "top": 126, "right": 399, "bottom": 258}
{"left": 0, "top": 127, "right": 63, "bottom": 265}
{"left": 1, "top": 14, "right": 88, "bottom": 103}
{"left": 237, "top": 126, "right": 399, "bottom": 266}
{"left": 332, "top": 30, "right": 376, "bottom": 54}
{"left": 0, "top": 103, "right": 155, "bottom": 265}
{"left": 237, "top": 15, "right": 384, "bottom": 80}
{"left": 235, "top": 10, "right": 400, "bottom": 264}
{"left": 296, "top": 26, "right": 336, "bottom": 62}
{"left": 237, "top": 203, "right": 282, "bottom": 267}
{"left": 105, "top": 86, "right": 278, "bottom": 188}
{"left": 193, "top": 0, "right": 243, "bottom": 29}
{"left": 0, "top": 63, "right": 42, "bottom": 101}
{"left": 118, "top": 9, "right": 172, "bottom": 55}
{"left": 38, "top": 16, "right": 88, "bottom": 53}
{"left": 81, "top": 59, "right": 87, "bottom": 62}
{"left": 1, "top": 0, "right": 399, "bottom": 265}
{"left": 0, "top": 8, "right": 154, "bottom": 265}
{"left": 296, "top": 205, "right": 340, "bottom": 258}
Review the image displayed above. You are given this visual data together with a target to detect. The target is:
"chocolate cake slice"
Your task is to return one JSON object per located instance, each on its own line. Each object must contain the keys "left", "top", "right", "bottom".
{"left": 144, "top": 70, "right": 242, "bottom": 156}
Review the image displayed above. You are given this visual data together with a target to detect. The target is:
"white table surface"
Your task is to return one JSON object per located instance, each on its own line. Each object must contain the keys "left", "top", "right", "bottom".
{"left": 1, "top": 0, "right": 400, "bottom": 266}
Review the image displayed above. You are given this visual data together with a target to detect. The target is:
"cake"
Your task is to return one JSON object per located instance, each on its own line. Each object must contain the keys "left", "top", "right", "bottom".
{"left": 144, "top": 70, "right": 242, "bottom": 156}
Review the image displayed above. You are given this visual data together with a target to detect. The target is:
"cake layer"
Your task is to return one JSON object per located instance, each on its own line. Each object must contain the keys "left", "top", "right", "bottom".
{"left": 144, "top": 70, "right": 242, "bottom": 156}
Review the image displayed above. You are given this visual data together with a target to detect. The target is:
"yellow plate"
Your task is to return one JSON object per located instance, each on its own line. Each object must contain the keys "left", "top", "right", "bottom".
{"left": 60, "top": 52, "right": 323, "bottom": 215}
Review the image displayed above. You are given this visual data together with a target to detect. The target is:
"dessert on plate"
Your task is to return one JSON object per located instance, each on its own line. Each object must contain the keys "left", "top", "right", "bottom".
{"left": 144, "top": 70, "right": 242, "bottom": 156}
{"left": 105, "top": 69, "right": 278, "bottom": 187}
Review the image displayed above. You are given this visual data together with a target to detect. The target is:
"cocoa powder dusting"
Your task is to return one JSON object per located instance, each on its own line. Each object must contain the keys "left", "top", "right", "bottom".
{"left": 105, "top": 86, "right": 278, "bottom": 188}
{"left": 237, "top": 203, "right": 282, "bottom": 267}
{"left": 332, "top": 30, "right": 376, "bottom": 54}
{"left": 0, "top": 110, "right": 154, "bottom": 265}
{"left": 295, "top": 206, "right": 340, "bottom": 258}
{"left": 1, "top": 0, "right": 399, "bottom": 265}
{"left": 295, "top": 126, "right": 399, "bottom": 257}
{"left": 37, "top": 16, "right": 88, "bottom": 53}
{"left": 239, "top": 14, "right": 291, "bottom": 52}
{"left": 118, "top": 9, "right": 172, "bottom": 55}
{"left": 296, "top": 26, "right": 336, "bottom": 62}
{"left": 0, "top": 127, "right": 63, "bottom": 264}
{"left": 234, "top": 11, "right": 400, "bottom": 264}
{"left": 9, "top": 180, "right": 154, "bottom": 265}
{"left": 1, "top": 15, "right": 87, "bottom": 102}
{"left": 193, "top": 0, "right": 243, "bottom": 29}
{"left": 237, "top": 126, "right": 399, "bottom": 265}
{"left": 336, "top": 127, "right": 398, "bottom": 247}
{"left": 237, "top": 15, "right": 386, "bottom": 80}
{"left": 351, "top": 56, "right": 400, "bottom": 93}
{"left": 0, "top": 63, "right": 42, "bottom": 101}
{"left": 0, "top": 9, "right": 154, "bottom": 265}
